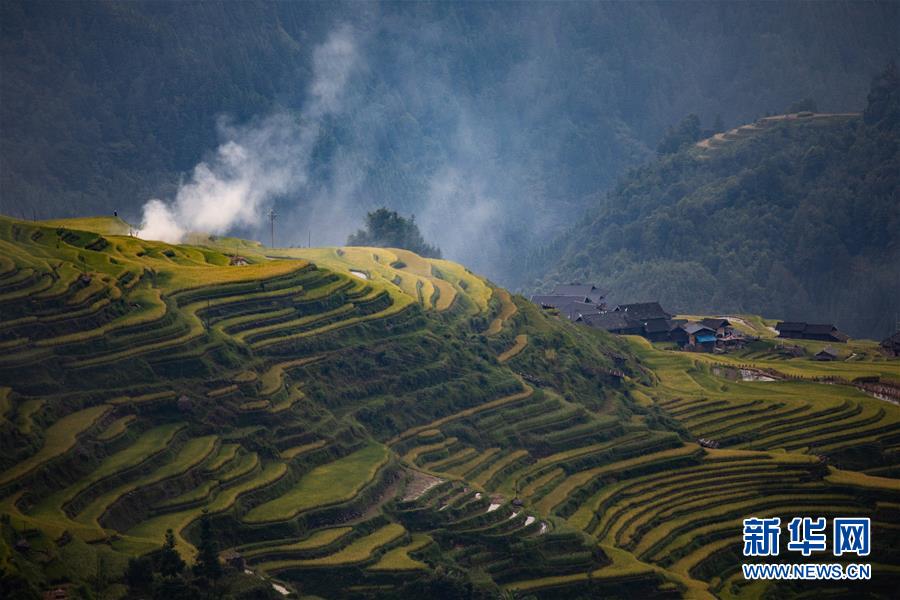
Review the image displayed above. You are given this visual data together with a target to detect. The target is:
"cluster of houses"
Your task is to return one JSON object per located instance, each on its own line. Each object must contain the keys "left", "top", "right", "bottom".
{"left": 530, "top": 284, "right": 893, "bottom": 358}
{"left": 530, "top": 285, "right": 745, "bottom": 353}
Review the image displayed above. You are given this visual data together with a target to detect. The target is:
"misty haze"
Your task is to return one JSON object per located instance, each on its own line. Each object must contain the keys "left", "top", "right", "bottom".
{"left": 0, "top": 1, "right": 898, "bottom": 599}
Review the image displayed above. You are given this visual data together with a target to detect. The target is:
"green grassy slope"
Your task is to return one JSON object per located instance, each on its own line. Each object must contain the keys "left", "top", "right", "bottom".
{"left": 0, "top": 215, "right": 897, "bottom": 599}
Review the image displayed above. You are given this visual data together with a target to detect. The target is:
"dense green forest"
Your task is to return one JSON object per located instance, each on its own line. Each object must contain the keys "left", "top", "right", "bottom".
{"left": 534, "top": 65, "right": 900, "bottom": 339}
{"left": 1, "top": 1, "right": 898, "bottom": 280}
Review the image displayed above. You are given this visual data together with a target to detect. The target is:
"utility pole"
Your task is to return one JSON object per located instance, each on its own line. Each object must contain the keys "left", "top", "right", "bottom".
{"left": 268, "top": 208, "right": 278, "bottom": 248}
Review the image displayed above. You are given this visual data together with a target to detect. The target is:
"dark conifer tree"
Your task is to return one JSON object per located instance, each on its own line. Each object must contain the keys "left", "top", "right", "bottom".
{"left": 158, "top": 528, "right": 186, "bottom": 578}
{"left": 713, "top": 114, "right": 725, "bottom": 133}
{"left": 865, "top": 61, "right": 900, "bottom": 129}
{"left": 125, "top": 556, "right": 154, "bottom": 591}
{"left": 347, "top": 207, "right": 442, "bottom": 258}
{"left": 193, "top": 510, "right": 222, "bottom": 581}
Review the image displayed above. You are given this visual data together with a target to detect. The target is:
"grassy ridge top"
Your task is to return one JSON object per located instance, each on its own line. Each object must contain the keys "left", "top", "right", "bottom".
{"left": 5, "top": 215, "right": 492, "bottom": 315}
{"left": 262, "top": 246, "right": 491, "bottom": 314}
{"left": 39, "top": 216, "right": 133, "bottom": 236}
{"left": 0, "top": 216, "right": 306, "bottom": 293}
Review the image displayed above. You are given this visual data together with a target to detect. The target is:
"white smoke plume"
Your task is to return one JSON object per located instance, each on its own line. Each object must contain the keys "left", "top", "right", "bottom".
{"left": 419, "top": 165, "right": 503, "bottom": 267}
{"left": 137, "top": 114, "right": 306, "bottom": 243}
{"left": 137, "top": 25, "right": 358, "bottom": 244}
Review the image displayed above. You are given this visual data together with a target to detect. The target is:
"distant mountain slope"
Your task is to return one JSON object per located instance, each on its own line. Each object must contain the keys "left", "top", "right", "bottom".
{"left": 535, "top": 69, "right": 900, "bottom": 339}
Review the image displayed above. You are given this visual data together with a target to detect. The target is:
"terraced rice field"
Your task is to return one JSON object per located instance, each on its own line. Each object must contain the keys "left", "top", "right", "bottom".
{"left": 368, "top": 533, "right": 431, "bottom": 570}
{"left": 267, "top": 245, "right": 490, "bottom": 315}
{"left": 256, "top": 523, "right": 407, "bottom": 571}
{"left": 0, "top": 404, "right": 111, "bottom": 485}
{"left": 1, "top": 215, "right": 546, "bottom": 596}
{"left": 242, "top": 526, "right": 353, "bottom": 559}
{"left": 694, "top": 113, "right": 860, "bottom": 156}
{"left": 561, "top": 333, "right": 900, "bottom": 598}
{"left": 1, "top": 215, "right": 897, "bottom": 598}
{"left": 121, "top": 460, "right": 290, "bottom": 555}
{"left": 244, "top": 443, "right": 389, "bottom": 522}
{"left": 96, "top": 414, "right": 137, "bottom": 440}
{"left": 77, "top": 434, "right": 218, "bottom": 530}
{"left": 627, "top": 335, "right": 900, "bottom": 460}
{"left": 381, "top": 325, "right": 897, "bottom": 596}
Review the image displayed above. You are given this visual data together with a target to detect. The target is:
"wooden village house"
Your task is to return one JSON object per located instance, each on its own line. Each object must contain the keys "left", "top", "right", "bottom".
{"left": 531, "top": 284, "right": 608, "bottom": 321}
{"left": 613, "top": 302, "right": 672, "bottom": 322}
{"left": 577, "top": 311, "right": 644, "bottom": 335}
{"left": 814, "top": 346, "right": 840, "bottom": 361}
{"left": 881, "top": 332, "right": 900, "bottom": 357}
{"left": 775, "top": 321, "right": 848, "bottom": 343}
{"left": 551, "top": 284, "right": 607, "bottom": 305}
{"left": 681, "top": 323, "right": 718, "bottom": 352}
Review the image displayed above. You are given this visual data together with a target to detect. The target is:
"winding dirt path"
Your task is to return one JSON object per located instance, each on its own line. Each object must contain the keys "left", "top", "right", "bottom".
{"left": 695, "top": 112, "right": 861, "bottom": 152}
{"left": 499, "top": 334, "right": 528, "bottom": 363}
{"left": 486, "top": 289, "right": 517, "bottom": 335}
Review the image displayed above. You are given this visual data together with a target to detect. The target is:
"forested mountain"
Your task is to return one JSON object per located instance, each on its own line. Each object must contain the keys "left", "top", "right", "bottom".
{"left": 2, "top": 1, "right": 898, "bottom": 280}
{"left": 534, "top": 66, "right": 900, "bottom": 339}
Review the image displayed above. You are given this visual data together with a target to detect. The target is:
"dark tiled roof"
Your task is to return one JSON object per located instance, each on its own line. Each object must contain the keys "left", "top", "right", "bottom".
{"left": 562, "top": 301, "right": 601, "bottom": 320}
{"left": 614, "top": 302, "right": 671, "bottom": 321}
{"left": 552, "top": 284, "right": 606, "bottom": 302}
{"left": 776, "top": 321, "right": 807, "bottom": 332}
{"left": 580, "top": 311, "right": 635, "bottom": 331}
{"left": 816, "top": 346, "right": 839, "bottom": 357}
{"left": 532, "top": 295, "right": 603, "bottom": 321}
{"left": 683, "top": 322, "right": 716, "bottom": 335}
{"left": 643, "top": 318, "right": 673, "bottom": 334}
{"left": 776, "top": 321, "right": 848, "bottom": 340}
{"left": 531, "top": 295, "right": 585, "bottom": 307}
{"left": 700, "top": 318, "right": 730, "bottom": 330}
{"left": 882, "top": 332, "right": 900, "bottom": 346}
{"left": 804, "top": 323, "right": 838, "bottom": 335}
{"left": 669, "top": 325, "right": 689, "bottom": 338}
